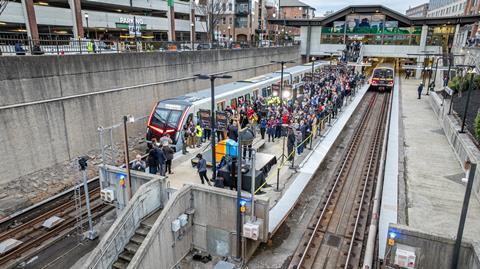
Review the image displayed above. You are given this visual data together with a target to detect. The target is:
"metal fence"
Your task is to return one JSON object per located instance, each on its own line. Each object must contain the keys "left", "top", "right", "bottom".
{"left": 0, "top": 37, "right": 300, "bottom": 56}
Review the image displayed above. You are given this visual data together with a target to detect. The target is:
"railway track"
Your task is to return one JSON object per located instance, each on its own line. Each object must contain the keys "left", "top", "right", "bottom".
{"left": 0, "top": 181, "right": 113, "bottom": 268}
{"left": 288, "top": 91, "right": 391, "bottom": 269}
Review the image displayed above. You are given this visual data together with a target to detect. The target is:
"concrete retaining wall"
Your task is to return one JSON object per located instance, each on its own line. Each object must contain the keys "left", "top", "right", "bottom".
{"left": 130, "top": 185, "right": 269, "bottom": 269}
{"left": 0, "top": 47, "right": 300, "bottom": 184}
{"left": 386, "top": 223, "right": 480, "bottom": 269}
{"left": 429, "top": 92, "right": 480, "bottom": 201}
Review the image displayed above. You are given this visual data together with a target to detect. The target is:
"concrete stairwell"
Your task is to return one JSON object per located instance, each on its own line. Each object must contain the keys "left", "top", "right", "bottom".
{"left": 112, "top": 210, "right": 161, "bottom": 269}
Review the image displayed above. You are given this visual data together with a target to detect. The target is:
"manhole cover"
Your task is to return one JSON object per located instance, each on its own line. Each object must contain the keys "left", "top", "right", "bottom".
{"left": 325, "top": 234, "right": 342, "bottom": 248}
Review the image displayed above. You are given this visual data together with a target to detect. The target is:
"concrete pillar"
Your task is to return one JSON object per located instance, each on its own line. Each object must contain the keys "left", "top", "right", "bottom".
{"left": 416, "top": 24, "right": 429, "bottom": 79}
{"left": 190, "top": 2, "right": 196, "bottom": 43}
{"left": 305, "top": 25, "right": 312, "bottom": 61}
{"left": 69, "top": 0, "right": 84, "bottom": 38}
{"left": 168, "top": 4, "right": 176, "bottom": 41}
{"left": 453, "top": 24, "right": 461, "bottom": 47}
{"left": 21, "top": 0, "right": 39, "bottom": 42}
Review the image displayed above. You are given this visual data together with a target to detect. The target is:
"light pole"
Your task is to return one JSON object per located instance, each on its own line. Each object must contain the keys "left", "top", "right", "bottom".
{"left": 85, "top": 13, "right": 89, "bottom": 38}
{"left": 451, "top": 164, "right": 477, "bottom": 269}
{"left": 311, "top": 56, "right": 315, "bottom": 79}
{"left": 195, "top": 74, "right": 233, "bottom": 182}
{"left": 228, "top": 25, "right": 231, "bottom": 43}
{"left": 460, "top": 67, "right": 478, "bottom": 133}
{"left": 123, "top": 115, "right": 135, "bottom": 199}
{"left": 271, "top": 60, "right": 294, "bottom": 190}
{"left": 78, "top": 157, "right": 98, "bottom": 240}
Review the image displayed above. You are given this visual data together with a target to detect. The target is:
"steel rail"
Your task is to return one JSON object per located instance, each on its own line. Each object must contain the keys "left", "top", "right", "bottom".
{"left": 343, "top": 92, "right": 389, "bottom": 268}
{"left": 294, "top": 92, "right": 378, "bottom": 268}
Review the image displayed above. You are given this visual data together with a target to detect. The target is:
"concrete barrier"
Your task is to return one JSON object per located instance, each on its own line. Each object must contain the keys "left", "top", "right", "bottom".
{"left": 129, "top": 185, "right": 269, "bottom": 269}
{"left": 0, "top": 47, "right": 300, "bottom": 184}
{"left": 84, "top": 174, "right": 167, "bottom": 269}
{"left": 385, "top": 223, "right": 480, "bottom": 269}
{"left": 429, "top": 92, "right": 480, "bottom": 202}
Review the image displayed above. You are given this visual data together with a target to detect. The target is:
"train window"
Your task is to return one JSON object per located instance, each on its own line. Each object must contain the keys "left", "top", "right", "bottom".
{"left": 253, "top": 90, "right": 259, "bottom": 100}
{"left": 230, "top": 98, "right": 237, "bottom": 109}
{"left": 217, "top": 100, "right": 225, "bottom": 111}
{"left": 151, "top": 107, "right": 182, "bottom": 129}
{"left": 261, "top": 88, "right": 267, "bottom": 97}
{"left": 168, "top": 110, "right": 182, "bottom": 128}
{"left": 245, "top": 94, "right": 250, "bottom": 101}
{"left": 238, "top": 96, "right": 244, "bottom": 105}
{"left": 385, "top": 69, "right": 394, "bottom": 79}
{"left": 267, "top": 86, "right": 272, "bottom": 96}
{"left": 151, "top": 108, "right": 170, "bottom": 128}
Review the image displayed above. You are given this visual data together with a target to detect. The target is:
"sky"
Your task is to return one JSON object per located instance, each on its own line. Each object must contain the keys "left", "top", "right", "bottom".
{"left": 300, "top": 0, "right": 429, "bottom": 16}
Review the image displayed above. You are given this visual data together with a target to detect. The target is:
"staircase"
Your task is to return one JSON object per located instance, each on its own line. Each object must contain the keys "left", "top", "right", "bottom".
{"left": 111, "top": 210, "right": 161, "bottom": 269}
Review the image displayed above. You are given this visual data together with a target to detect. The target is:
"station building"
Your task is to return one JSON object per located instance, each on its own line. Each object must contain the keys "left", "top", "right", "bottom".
{"left": 270, "top": 5, "right": 480, "bottom": 62}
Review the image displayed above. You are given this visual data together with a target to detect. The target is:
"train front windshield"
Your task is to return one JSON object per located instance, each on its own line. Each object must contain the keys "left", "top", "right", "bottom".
{"left": 151, "top": 107, "right": 183, "bottom": 130}
{"left": 373, "top": 69, "right": 394, "bottom": 80}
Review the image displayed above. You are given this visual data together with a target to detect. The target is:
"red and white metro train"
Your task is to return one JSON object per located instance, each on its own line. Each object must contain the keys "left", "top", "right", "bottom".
{"left": 370, "top": 63, "right": 395, "bottom": 91}
{"left": 146, "top": 62, "right": 326, "bottom": 151}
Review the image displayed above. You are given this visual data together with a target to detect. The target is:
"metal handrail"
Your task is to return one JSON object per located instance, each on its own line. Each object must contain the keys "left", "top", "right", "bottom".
{"left": 88, "top": 185, "right": 156, "bottom": 269}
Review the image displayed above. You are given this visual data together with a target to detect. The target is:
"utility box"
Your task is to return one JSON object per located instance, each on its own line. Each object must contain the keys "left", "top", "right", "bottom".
{"left": 100, "top": 188, "right": 115, "bottom": 203}
{"left": 171, "top": 219, "right": 181, "bottom": 232}
{"left": 243, "top": 221, "right": 260, "bottom": 240}
{"left": 395, "top": 247, "right": 416, "bottom": 269}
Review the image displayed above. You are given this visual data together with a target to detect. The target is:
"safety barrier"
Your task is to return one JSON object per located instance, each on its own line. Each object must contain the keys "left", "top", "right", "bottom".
{"left": 254, "top": 93, "right": 355, "bottom": 194}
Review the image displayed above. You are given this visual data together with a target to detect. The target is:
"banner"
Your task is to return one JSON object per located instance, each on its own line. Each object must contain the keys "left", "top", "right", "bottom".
{"left": 199, "top": 109, "right": 211, "bottom": 129}
{"left": 216, "top": 111, "right": 228, "bottom": 132}
{"left": 345, "top": 14, "right": 385, "bottom": 34}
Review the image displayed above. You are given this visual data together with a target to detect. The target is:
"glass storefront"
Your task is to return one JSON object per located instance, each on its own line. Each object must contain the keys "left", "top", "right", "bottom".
{"left": 426, "top": 25, "right": 455, "bottom": 49}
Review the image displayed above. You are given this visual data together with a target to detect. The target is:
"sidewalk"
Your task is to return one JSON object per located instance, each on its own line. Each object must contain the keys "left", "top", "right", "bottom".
{"left": 401, "top": 78, "right": 480, "bottom": 241}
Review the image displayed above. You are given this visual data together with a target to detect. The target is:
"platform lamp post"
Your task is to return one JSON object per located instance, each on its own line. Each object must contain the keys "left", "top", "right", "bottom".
{"left": 451, "top": 163, "right": 477, "bottom": 269}
{"left": 311, "top": 56, "right": 315, "bottom": 79}
{"left": 84, "top": 13, "right": 90, "bottom": 38}
{"left": 123, "top": 115, "right": 135, "bottom": 199}
{"left": 194, "top": 74, "right": 233, "bottom": 182}
{"left": 78, "top": 157, "right": 98, "bottom": 240}
{"left": 271, "top": 60, "right": 294, "bottom": 191}
{"left": 459, "top": 66, "right": 478, "bottom": 133}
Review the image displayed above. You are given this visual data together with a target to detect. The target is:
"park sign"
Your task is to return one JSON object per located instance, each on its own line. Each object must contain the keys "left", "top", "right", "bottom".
{"left": 167, "top": 0, "right": 174, "bottom": 7}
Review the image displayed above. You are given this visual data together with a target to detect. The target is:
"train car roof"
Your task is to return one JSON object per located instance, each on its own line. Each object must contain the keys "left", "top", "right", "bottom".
{"left": 166, "top": 62, "right": 327, "bottom": 106}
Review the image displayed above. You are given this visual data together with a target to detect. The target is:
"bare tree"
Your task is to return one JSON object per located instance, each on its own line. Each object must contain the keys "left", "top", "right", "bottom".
{"left": 0, "top": 0, "right": 8, "bottom": 16}
{"left": 196, "top": 0, "right": 229, "bottom": 43}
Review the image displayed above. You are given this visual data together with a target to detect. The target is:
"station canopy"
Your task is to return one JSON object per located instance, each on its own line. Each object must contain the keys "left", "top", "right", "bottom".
{"left": 269, "top": 5, "right": 480, "bottom": 28}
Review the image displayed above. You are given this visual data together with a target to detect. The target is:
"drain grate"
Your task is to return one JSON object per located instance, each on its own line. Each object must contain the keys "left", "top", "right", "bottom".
{"left": 325, "top": 234, "right": 342, "bottom": 248}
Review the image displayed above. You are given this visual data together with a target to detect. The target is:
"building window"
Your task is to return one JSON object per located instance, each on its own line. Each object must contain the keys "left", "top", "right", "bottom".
{"left": 229, "top": 3, "right": 233, "bottom": 11}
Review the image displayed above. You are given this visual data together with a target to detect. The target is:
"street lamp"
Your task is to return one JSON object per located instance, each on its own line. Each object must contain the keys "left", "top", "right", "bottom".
{"left": 460, "top": 66, "right": 478, "bottom": 133}
{"left": 311, "top": 56, "right": 316, "bottom": 79}
{"left": 123, "top": 115, "right": 135, "bottom": 199}
{"left": 194, "top": 74, "right": 233, "bottom": 182}
{"left": 85, "top": 13, "right": 90, "bottom": 38}
{"left": 228, "top": 25, "right": 231, "bottom": 42}
{"left": 271, "top": 60, "right": 294, "bottom": 190}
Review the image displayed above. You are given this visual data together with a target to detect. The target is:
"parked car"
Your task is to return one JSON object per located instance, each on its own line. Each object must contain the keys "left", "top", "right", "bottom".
{"left": 196, "top": 43, "right": 222, "bottom": 50}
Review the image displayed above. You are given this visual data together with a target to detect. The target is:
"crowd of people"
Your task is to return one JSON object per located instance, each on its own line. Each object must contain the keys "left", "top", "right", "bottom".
{"left": 137, "top": 64, "right": 365, "bottom": 186}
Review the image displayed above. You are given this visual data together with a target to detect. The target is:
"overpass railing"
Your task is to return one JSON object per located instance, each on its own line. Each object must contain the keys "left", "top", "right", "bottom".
{"left": 0, "top": 37, "right": 300, "bottom": 56}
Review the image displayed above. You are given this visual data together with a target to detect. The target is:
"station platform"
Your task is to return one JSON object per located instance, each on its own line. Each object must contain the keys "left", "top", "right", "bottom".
{"left": 379, "top": 78, "right": 480, "bottom": 258}
{"left": 161, "top": 83, "right": 370, "bottom": 236}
